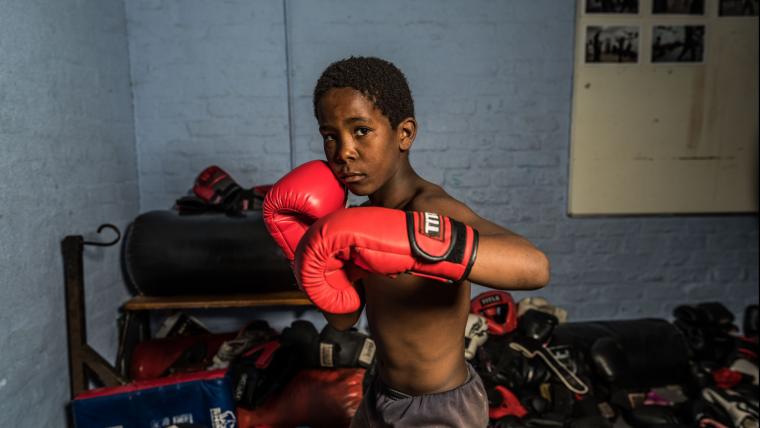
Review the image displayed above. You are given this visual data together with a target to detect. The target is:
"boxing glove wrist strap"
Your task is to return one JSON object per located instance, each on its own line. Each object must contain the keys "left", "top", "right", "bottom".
{"left": 406, "top": 211, "right": 479, "bottom": 283}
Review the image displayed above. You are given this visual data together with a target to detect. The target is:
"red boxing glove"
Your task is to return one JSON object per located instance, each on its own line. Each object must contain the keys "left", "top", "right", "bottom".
{"left": 295, "top": 207, "right": 479, "bottom": 314}
{"left": 263, "top": 160, "right": 347, "bottom": 263}
{"left": 193, "top": 165, "right": 241, "bottom": 206}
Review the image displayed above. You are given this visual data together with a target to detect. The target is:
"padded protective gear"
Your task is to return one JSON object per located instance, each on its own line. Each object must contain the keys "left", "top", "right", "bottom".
{"left": 319, "top": 325, "right": 376, "bottom": 369}
{"left": 263, "top": 160, "right": 347, "bottom": 263}
{"left": 551, "top": 319, "right": 692, "bottom": 390}
{"left": 208, "top": 320, "right": 277, "bottom": 370}
{"left": 193, "top": 165, "right": 242, "bottom": 206}
{"left": 228, "top": 340, "right": 288, "bottom": 408}
{"left": 520, "top": 309, "right": 559, "bottom": 343}
{"left": 479, "top": 335, "right": 551, "bottom": 391}
{"left": 488, "top": 385, "right": 528, "bottom": 420}
{"left": 471, "top": 290, "right": 518, "bottom": 335}
{"left": 230, "top": 321, "right": 317, "bottom": 407}
{"left": 464, "top": 313, "right": 489, "bottom": 360}
{"left": 509, "top": 340, "right": 589, "bottom": 395}
{"left": 228, "top": 320, "right": 325, "bottom": 408}
{"left": 72, "top": 370, "right": 236, "bottom": 428}
{"left": 130, "top": 333, "right": 236, "bottom": 380}
{"left": 190, "top": 165, "right": 261, "bottom": 214}
{"left": 730, "top": 358, "right": 759, "bottom": 386}
{"left": 236, "top": 368, "right": 365, "bottom": 428}
{"left": 589, "top": 337, "right": 628, "bottom": 385}
{"left": 621, "top": 404, "right": 685, "bottom": 427}
{"left": 510, "top": 310, "right": 589, "bottom": 395}
{"left": 295, "top": 207, "right": 478, "bottom": 314}
{"left": 674, "top": 302, "right": 739, "bottom": 366}
{"left": 518, "top": 296, "right": 568, "bottom": 324}
{"left": 702, "top": 387, "right": 759, "bottom": 428}
{"left": 154, "top": 312, "right": 210, "bottom": 339}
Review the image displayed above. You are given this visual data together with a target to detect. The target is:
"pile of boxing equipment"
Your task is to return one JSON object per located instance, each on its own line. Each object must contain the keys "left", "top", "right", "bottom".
{"left": 467, "top": 291, "right": 758, "bottom": 428}
{"left": 133, "top": 314, "right": 374, "bottom": 428}
{"left": 74, "top": 310, "right": 374, "bottom": 428}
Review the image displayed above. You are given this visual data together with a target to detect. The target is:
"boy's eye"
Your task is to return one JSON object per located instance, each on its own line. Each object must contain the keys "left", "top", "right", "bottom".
{"left": 322, "top": 134, "right": 336, "bottom": 143}
{"left": 355, "top": 127, "right": 371, "bottom": 137}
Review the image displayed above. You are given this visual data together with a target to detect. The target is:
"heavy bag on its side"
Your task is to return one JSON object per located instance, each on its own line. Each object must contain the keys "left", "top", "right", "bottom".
{"left": 550, "top": 318, "right": 692, "bottom": 390}
{"left": 123, "top": 210, "right": 296, "bottom": 296}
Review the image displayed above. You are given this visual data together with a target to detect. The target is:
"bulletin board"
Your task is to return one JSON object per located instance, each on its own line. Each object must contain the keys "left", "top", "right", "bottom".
{"left": 569, "top": 0, "right": 759, "bottom": 215}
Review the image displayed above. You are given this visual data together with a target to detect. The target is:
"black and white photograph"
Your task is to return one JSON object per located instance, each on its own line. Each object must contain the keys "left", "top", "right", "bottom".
{"left": 652, "top": 0, "right": 705, "bottom": 14}
{"left": 719, "top": 0, "right": 759, "bottom": 16}
{"left": 652, "top": 25, "right": 706, "bottom": 63}
{"left": 586, "top": 26, "right": 640, "bottom": 63}
{"left": 586, "top": 0, "right": 639, "bottom": 14}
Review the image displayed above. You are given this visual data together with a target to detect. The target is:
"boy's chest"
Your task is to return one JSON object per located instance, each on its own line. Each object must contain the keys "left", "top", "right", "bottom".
{"left": 362, "top": 273, "right": 470, "bottom": 311}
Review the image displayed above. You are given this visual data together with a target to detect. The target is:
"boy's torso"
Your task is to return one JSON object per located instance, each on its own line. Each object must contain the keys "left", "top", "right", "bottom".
{"left": 362, "top": 179, "right": 472, "bottom": 395}
{"left": 364, "top": 273, "right": 472, "bottom": 395}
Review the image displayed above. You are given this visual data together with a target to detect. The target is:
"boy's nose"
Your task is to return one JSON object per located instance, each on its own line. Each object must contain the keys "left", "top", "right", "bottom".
{"left": 336, "top": 139, "right": 358, "bottom": 162}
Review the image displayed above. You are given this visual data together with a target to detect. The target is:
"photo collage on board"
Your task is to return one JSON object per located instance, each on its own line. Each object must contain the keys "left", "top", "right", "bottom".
{"left": 584, "top": 0, "right": 757, "bottom": 65}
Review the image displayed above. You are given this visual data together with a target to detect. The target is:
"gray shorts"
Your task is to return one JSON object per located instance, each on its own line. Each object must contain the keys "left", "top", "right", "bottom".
{"left": 350, "top": 364, "right": 489, "bottom": 428}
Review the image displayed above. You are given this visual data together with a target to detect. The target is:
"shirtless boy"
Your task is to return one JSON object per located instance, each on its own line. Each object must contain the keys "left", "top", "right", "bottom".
{"left": 264, "top": 56, "right": 550, "bottom": 427}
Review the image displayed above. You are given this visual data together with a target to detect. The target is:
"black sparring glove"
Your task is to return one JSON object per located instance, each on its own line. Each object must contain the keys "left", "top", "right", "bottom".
{"left": 228, "top": 321, "right": 320, "bottom": 408}
{"left": 318, "top": 325, "right": 376, "bottom": 369}
{"left": 228, "top": 340, "right": 294, "bottom": 408}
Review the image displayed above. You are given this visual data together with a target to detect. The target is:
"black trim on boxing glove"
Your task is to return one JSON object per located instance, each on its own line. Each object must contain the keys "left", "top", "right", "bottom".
{"left": 405, "top": 211, "right": 479, "bottom": 282}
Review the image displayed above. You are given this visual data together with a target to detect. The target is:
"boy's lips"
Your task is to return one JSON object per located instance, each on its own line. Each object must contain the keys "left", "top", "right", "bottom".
{"left": 339, "top": 172, "right": 366, "bottom": 184}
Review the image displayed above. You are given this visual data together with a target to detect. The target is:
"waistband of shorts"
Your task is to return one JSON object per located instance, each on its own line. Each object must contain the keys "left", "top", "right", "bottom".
{"left": 378, "top": 363, "right": 476, "bottom": 401}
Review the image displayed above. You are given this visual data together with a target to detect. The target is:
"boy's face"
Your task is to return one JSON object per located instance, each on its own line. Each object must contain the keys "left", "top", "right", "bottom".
{"left": 317, "top": 87, "right": 408, "bottom": 196}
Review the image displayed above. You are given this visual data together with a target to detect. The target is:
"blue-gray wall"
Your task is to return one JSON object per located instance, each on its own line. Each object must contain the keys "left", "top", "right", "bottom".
{"left": 125, "top": 0, "right": 292, "bottom": 211}
{"left": 0, "top": 0, "right": 757, "bottom": 424}
{"left": 0, "top": 0, "right": 138, "bottom": 426}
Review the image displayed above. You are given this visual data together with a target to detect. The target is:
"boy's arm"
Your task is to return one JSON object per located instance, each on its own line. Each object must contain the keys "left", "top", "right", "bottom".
{"left": 412, "top": 196, "right": 550, "bottom": 291}
{"left": 294, "top": 197, "right": 548, "bottom": 314}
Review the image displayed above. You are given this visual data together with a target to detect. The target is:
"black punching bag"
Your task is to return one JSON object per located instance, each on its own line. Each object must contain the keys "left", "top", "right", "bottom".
{"left": 122, "top": 210, "right": 296, "bottom": 296}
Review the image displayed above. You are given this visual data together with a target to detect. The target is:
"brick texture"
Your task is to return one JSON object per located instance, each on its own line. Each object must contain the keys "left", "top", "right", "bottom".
{"left": 126, "top": 0, "right": 757, "bottom": 326}
{"left": 0, "top": 0, "right": 138, "bottom": 425}
{"left": 125, "top": 0, "right": 291, "bottom": 210}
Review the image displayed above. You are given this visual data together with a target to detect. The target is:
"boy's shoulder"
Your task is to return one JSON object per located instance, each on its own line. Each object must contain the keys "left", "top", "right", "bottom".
{"left": 405, "top": 181, "right": 475, "bottom": 221}
{"left": 405, "top": 181, "right": 448, "bottom": 210}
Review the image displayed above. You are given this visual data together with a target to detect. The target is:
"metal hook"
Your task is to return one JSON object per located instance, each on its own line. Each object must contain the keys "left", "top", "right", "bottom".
{"left": 83, "top": 224, "right": 121, "bottom": 247}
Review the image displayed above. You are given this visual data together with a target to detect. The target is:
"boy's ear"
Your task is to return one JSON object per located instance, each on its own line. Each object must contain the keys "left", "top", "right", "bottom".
{"left": 397, "top": 117, "right": 417, "bottom": 151}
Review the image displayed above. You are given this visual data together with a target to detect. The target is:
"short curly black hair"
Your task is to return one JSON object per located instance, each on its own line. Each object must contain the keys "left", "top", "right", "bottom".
{"left": 313, "top": 56, "right": 415, "bottom": 129}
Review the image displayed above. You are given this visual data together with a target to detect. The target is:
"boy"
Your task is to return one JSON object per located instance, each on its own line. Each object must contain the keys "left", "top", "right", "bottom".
{"left": 264, "top": 57, "right": 550, "bottom": 427}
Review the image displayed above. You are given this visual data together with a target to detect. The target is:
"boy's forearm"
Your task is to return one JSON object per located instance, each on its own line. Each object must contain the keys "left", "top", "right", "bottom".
{"left": 322, "top": 280, "right": 365, "bottom": 330}
{"left": 467, "top": 233, "right": 550, "bottom": 290}
{"left": 323, "top": 310, "right": 362, "bottom": 331}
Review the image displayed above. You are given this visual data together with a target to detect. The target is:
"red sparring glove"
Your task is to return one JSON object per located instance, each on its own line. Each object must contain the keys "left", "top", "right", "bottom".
{"left": 193, "top": 165, "right": 242, "bottom": 206}
{"left": 263, "top": 161, "right": 347, "bottom": 264}
{"left": 294, "top": 207, "right": 479, "bottom": 314}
